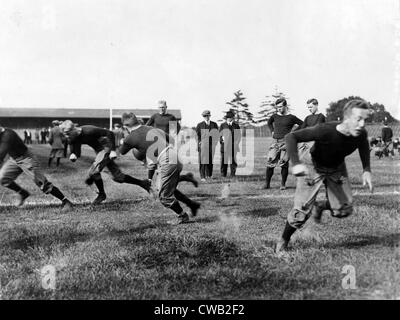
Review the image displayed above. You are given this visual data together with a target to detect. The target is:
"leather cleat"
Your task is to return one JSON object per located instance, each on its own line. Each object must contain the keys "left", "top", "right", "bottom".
{"left": 274, "top": 239, "right": 289, "bottom": 253}
{"left": 61, "top": 199, "right": 73, "bottom": 212}
{"left": 168, "top": 212, "right": 190, "bottom": 225}
{"left": 92, "top": 193, "right": 106, "bottom": 205}
{"left": 190, "top": 202, "right": 201, "bottom": 217}
{"left": 17, "top": 190, "right": 30, "bottom": 207}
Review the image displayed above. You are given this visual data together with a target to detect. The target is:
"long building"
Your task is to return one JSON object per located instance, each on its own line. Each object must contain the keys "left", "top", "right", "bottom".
{"left": 0, "top": 107, "right": 182, "bottom": 129}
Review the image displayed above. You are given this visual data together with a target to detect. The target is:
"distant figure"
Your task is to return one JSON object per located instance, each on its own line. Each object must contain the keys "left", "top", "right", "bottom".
{"left": 40, "top": 128, "right": 47, "bottom": 144}
{"left": 145, "top": 100, "right": 181, "bottom": 181}
{"left": 263, "top": 98, "right": 303, "bottom": 190}
{"left": 196, "top": 110, "right": 219, "bottom": 181}
{"left": 298, "top": 98, "right": 326, "bottom": 163}
{"left": 146, "top": 100, "right": 181, "bottom": 136}
{"left": 393, "top": 138, "right": 400, "bottom": 155}
{"left": 48, "top": 120, "right": 66, "bottom": 167}
{"left": 219, "top": 111, "right": 241, "bottom": 179}
{"left": 34, "top": 129, "right": 40, "bottom": 144}
{"left": 23, "top": 130, "right": 28, "bottom": 144}
{"left": 381, "top": 121, "right": 394, "bottom": 158}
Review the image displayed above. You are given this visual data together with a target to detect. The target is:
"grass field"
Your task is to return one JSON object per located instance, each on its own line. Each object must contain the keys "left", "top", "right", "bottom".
{"left": 0, "top": 137, "right": 399, "bottom": 300}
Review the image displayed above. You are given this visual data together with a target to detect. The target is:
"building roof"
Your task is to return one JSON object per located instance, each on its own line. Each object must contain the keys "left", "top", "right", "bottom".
{"left": 0, "top": 107, "right": 182, "bottom": 120}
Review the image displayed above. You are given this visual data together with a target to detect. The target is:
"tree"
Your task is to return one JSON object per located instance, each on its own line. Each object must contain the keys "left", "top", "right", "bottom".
{"left": 326, "top": 96, "right": 398, "bottom": 123}
{"left": 223, "top": 90, "right": 254, "bottom": 126}
{"left": 253, "top": 86, "right": 290, "bottom": 126}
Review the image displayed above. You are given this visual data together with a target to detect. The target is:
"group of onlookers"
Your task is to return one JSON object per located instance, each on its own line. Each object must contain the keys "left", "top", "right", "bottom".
{"left": 23, "top": 128, "right": 52, "bottom": 144}
{"left": 369, "top": 122, "right": 399, "bottom": 159}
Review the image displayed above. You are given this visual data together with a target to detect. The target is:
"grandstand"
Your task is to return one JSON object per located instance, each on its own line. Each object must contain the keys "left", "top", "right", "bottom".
{"left": 0, "top": 107, "right": 182, "bottom": 129}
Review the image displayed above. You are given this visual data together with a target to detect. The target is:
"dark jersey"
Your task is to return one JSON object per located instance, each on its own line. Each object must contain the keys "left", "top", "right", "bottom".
{"left": 146, "top": 113, "right": 180, "bottom": 135}
{"left": 381, "top": 127, "right": 393, "bottom": 142}
{"left": 120, "top": 125, "right": 169, "bottom": 162}
{"left": 300, "top": 113, "right": 326, "bottom": 129}
{"left": 0, "top": 128, "right": 28, "bottom": 162}
{"left": 267, "top": 114, "right": 303, "bottom": 139}
{"left": 286, "top": 122, "right": 370, "bottom": 171}
{"left": 68, "top": 125, "right": 115, "bottom": 157}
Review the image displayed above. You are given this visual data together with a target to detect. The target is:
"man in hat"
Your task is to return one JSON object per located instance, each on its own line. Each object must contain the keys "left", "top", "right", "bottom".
{"left": 263, "top": 98, "right": 303, "bottom": 190}
{"left": 146, "top": 100, "right": 181, "bottom": 181}
{"left": 59, "top": 120, "right": 151, "bottom": 205}
{"left": 196, "top": 110, "right": 219, "bottom": 181}
{"left": 48, "top": 120, "right": 66, "bottom": 168}
{"left": 275, "top": 99, "right": 373, "bottom": 252}
{"left": 120, "top": 112, "right": 200, "bottom": 225}
{"left": 0, "top": 126, "right": 73, "bottom": 210}
{"left": 219, "top": 111, "right": 241, "bottom": 178}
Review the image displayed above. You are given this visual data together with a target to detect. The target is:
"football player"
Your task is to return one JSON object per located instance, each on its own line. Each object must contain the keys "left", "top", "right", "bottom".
{"left": 263, "top": 98, "right": 303, "bottom": 190}
{"left": 275, "top": 99, "right": 373, "bottom": 252}
{"left": 120, "top": 112, "right": 200, "bottom": 225}
{"left": 60, "top": 120, "right": 151, "bottom": 205}
{"left": 0, "top": 126, "right": 73, "bottom": 210}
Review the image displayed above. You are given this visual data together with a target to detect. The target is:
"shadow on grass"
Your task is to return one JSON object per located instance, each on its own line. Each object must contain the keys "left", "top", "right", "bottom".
{"left": 238, "top": 207, "right": 279, "bottom": 218}
{"left": 3, "top": 222, "right": 166, "bottom": 252}
{"left": 324, "top": 233, "right": 400, "bottom": 249}
{"left": 0, "top": 197, "right": 148, "bottom": 212}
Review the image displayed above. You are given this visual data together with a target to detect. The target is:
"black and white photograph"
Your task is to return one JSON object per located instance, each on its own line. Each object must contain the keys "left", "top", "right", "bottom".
{"left": 0, "top": 0, "right": 399, "bottom": 305}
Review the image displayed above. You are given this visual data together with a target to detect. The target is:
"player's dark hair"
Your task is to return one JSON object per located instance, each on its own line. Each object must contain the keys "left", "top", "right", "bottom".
{"left": 275, "top": 98, "right": 287, "bottom": 107}
{"left": 307, "top": 98, "right": 318, "bottom": 105}
{"left": 343, "top": 99, "right": 369, "bottom": 118}
{"left": 121, "top": 112, "right": 139, "bottom": 126}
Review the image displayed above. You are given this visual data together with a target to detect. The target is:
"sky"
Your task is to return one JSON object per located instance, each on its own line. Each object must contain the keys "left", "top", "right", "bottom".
{"left": 0, "top": 0, "right": 399, "bottom": 126}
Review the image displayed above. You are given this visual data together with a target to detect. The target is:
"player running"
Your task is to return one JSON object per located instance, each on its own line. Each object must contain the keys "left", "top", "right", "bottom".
{"left": 275, "top": 99, "right": 373, "bottom": 252}
{"left": 59, "top": 120, "right": 151, "bottom": 205}
{"left": 120, "top": 112, "right": 200, "bottom": 225}
{"left": 0, "top": 126, "right": 73, "bottom": 210}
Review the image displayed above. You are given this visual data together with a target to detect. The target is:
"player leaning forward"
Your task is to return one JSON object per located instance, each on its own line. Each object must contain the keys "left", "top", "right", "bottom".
{"left": 120, "top": 112, "right": 200, "bottom": 225}
{"left": 275, "top": 99, "right": 373, "bottom": 252}
{"left": 0, "top": 126, "right": 73, "bottom": 209}
{"left": 60, "top": 120, "right": 151, "bottom": 204}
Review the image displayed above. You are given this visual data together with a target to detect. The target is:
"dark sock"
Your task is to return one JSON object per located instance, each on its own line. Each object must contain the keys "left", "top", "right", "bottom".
{"left": 94, "top": 178, "right": 105, "bottom": 194}
{"left": 174, "top": 189, "right": 194, "bottom": 207}
{"left": 50, "top": 186, "right": 66, "bottom": 201}
{"left": 170, "top": 201, "right": 184, "bottom": 215}
{"left": 282, "top": 221, "right": 297, "bottom": 242}
{"left": 266, "top": 167, "right": 274, "bottom": 186}
{"left": 56, "top": 158, "right": 60, "bottom": 166}
{"left": 7, "top": 181, "right": 23, "bottom": 193}
{"left": 48, "top": 158, "right": 52, "bottom": 167}
{"left": 281, "top": 166, "right": 289, "bottom": 186}
{"left": 148, "top": 169, "right": 155, "bottom": 180}
{"left": 123, "top": 175, "right": 143, "bottom": 186}
{"left": 317, "top": 200, "right": 331, "bottom": 210}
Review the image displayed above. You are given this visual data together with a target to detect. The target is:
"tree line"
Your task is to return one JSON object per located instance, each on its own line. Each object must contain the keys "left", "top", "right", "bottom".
{"left": 221, "top": 89, "right": 398, "bottom": 126}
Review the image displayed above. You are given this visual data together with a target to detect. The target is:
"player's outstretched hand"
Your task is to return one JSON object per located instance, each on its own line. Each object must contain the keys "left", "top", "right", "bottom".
{"left": 292, "top": 163, "right": 308, "bottom": 177}
{"left": 69, "top": 153, "right": 77, "bottom": 162}
{"left": 362, "top": 171, "right": 374, "bottom": 193}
